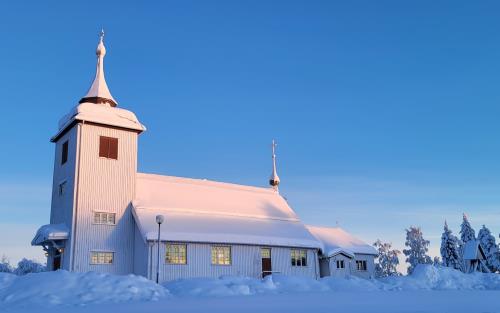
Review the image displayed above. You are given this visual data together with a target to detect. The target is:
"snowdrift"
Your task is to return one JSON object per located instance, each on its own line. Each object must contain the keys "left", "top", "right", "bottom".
{"left": 1, "top": 265, "right": 499, "bottom": 309}
{"left": 0, "top": 271, "right": 167, "bottom": 309}
{"left": 164, "top": 265, "right": 500, "bottom": 297}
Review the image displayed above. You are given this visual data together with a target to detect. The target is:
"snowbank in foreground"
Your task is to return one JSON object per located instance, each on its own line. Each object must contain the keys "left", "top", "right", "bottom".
{"left": 165, "top": 265, "right": 500, "bottom": 297}
{"left": 1, "top": 265, "right": 500, "bottom": 309}
{"left": 0, "top": 271, "right": 167, "bottom": 309}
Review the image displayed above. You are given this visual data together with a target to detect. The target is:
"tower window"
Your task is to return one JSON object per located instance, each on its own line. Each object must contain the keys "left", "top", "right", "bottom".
{"left": 61, "top": 141, "right": 68, "bottom": 165}
{"left": 99, "top": 136, "right": 118, "bottom": 160}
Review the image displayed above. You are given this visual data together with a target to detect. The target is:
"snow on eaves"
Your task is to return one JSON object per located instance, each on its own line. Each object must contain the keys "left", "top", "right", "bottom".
{"left": 306, "top": 225, "right": 377, "bottom": 257}
{"left": 31, "top": 224, "right": 69, "bottom": 246}
{"left": 52, "top": 102, "right": 145, "bottom": 141}
{"left": 132, "top": 173, "right": 321, "bottom": 249}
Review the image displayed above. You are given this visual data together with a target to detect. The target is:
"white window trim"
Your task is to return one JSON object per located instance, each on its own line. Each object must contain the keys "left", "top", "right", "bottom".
{"left": 165, "top": 243, "right": 188, "bottom": 265}
{"left": 92, "top": 211, "right": 117, "bottom": 226}
{"left": 291, "top": 249, "right": 308, "bottom": 267}
{"left": 90, "top": 251, "right": 114, "bottom": 265}
{"left": 356, "top": 260, "right": 368, "bottom": 271}
{"left": 211, "top": 245, "right": 232, "bottom": 266}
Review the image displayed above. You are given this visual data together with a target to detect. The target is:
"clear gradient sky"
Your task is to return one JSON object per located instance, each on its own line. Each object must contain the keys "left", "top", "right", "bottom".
{"left": 1, "top": 1, "right": 500, "bottom": 271}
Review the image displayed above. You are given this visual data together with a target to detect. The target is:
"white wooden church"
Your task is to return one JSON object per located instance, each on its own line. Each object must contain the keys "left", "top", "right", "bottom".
{"left": 32, "top": 32, "right": 377, "bottom": 282}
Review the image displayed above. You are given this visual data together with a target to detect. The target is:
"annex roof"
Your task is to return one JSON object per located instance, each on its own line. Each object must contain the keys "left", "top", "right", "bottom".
{"left": 132, "top": 173, "right": 321, "bottom": 249}
{"left": 31, "top": 224, "right": 69, "bottom": 246}
{"left": 306, "top": 225, "right": 377, "bottom": 257}
{"left": 463, "top": 240, "right": 486, "bottom": 260}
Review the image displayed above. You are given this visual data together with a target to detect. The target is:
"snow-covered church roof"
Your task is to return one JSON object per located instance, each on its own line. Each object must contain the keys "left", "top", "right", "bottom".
{"left": 306, "top": 225, "right": 377, "bottom": 257}
{"left": 132, "top": 173, "right": 321, "bottom": 249}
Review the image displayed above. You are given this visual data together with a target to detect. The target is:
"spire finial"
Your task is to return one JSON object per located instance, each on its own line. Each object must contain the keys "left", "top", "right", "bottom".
{"left": 79, "top": 29, "right": 117, "bottom": 107}
{"left": 269, "top": 139, "right": 280, "bottom": 190}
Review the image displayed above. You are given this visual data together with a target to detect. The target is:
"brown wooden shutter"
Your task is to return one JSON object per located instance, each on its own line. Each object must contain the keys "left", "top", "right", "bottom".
{"left": 99, "top": 136, "right": 109, "bottom": 158}
{"left": 109, "top": 137, "right": 118, "bottom": 160}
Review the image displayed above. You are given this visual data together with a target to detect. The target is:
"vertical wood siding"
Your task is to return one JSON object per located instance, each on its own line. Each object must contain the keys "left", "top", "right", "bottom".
{"left": 328, "top": 254, "right": 352, "bottom": 278}
{"left": 351, "top": 254, "right": 375, "bottom": 279}
{"left": 50, "top": 126, "right": 79, "bottom": 270}
{"left": 133, "top": 224, "right": 148, "bottom": 277}
{"left": 148, "top": 242, "right": 319, "bottom": 282}
{"left": 71, "top": 123, "right": 138, "bottom": 274}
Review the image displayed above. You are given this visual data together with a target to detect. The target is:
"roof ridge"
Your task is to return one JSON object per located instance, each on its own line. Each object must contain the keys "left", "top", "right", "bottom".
{"left": 137, "top": 172, "right": 277, "bottom": 195}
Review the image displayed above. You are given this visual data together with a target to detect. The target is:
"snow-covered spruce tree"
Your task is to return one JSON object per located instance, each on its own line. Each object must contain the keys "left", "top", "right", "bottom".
{"left": 478, "top": 225, "right": 499, "bottom": 273}
{"left": 459, "top": 213, "right": 476, "bottom": 243}
{"left": 440, "top": 221, "right": 462, "bottom": 270}
{"left": 13, "top": 258, "right": 46, "bottom": 275}
{"left": 0, "top": 255, "right": 12, "bottom": 273}
{"left": 373, "top": 240, "right": 401, "bottom": 277}
{"left": 458, "top": 213, "right": 476, "bottom": 272}
{"left": 403, "top": 226, "right": 432, "bottom": 274}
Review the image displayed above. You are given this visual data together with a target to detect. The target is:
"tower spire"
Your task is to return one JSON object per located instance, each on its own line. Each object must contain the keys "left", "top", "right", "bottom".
{"left": 269, "top": 140, "right": 280, "bottom": 190}
{"left": 79, "top": 29, "right": 118, "bottom": 107}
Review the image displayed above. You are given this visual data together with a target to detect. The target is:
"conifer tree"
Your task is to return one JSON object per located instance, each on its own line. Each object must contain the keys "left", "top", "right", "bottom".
{"left": 440, "top": 221, "right": 462, "bottom": 270}
{"left": 477, "top": 225, "right": 499, "bottom": 273}
{"left": 403, "top": 226, "right": 432, "bottom": 274}
{"left": 459, "top": 213, "right": 476, "bottom": 243}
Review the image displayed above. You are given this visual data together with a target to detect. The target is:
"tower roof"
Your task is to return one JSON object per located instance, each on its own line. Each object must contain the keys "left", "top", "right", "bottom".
{"left": 79, "top": 30, "right": 118, "bottom": 107}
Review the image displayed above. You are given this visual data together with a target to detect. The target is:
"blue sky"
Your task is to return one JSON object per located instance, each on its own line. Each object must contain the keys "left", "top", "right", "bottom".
{"left": 1, "top": 1, "right": 500, "bottom": 270}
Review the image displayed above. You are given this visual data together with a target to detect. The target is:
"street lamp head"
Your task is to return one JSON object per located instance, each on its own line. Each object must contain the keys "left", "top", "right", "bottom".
{"left": 156, "top": 214, "right": 165, "bottom": 225}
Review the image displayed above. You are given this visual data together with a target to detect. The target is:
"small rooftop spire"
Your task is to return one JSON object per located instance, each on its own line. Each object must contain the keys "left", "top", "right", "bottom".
{"left": 79, "top": 29, "right": 118, "bottom": 107}
{"left": 269, "top": 140, "right": 280, "bottom": 190}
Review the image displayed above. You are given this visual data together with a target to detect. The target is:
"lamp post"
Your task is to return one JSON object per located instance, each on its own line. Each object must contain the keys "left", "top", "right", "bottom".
{"left": 155, "top": 214, "right": 164, "bottom": 284}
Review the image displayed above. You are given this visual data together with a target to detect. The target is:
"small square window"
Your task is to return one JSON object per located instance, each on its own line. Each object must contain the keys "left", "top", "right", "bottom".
{"left": 211, "top": 246, "right": 231, "bottom": 265}
{"left": 166, "top": 244, "right": 187, "bottom": 264}
{"left": 356, "top": 260, "right": 367, "bottom": 271}
{"left": 291, "top": 249, "right": 307, "bottom": 267}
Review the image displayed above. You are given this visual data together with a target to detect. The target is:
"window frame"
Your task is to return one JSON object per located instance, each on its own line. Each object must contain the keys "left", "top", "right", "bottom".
{"left": 290, "top": 249, "right": 308, "bottom": 267}
{"left": 165, "top": 243, "right": 187, "bottom": 265}
{"left": 336, "top": 259, "right": 345, "bottom": 269}
{"left": 211, "top": 245, "right": 231, "bottom": 266}
{"left": 61, "top": 140, "right": 69, "bottom": 165}
{"left": 90, "top": 251, "right": 114, "bottom": 265}
{"left": 92, "top": 211, "right": 116, "bottom": 226}
{"left": 356, "top": 260, "right": 368, "bottom": 271}
{"left": 99, "top": 136, "right": 119, "bottom": 160}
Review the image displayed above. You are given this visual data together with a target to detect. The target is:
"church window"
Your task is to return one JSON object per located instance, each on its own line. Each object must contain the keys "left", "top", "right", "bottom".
{"left": 356, "top": 260, "right": 367, "bottom": 271}
{"left": 166, "top": 244, "right": 187, "bottom": 264}
{"left": 99, "top": 136, "right": 118, "bottom": 160}
{"left": 336, "top": 260, "right": 345, "bottom": 269}
{"left": 93, "top": 212, "right": 116, "bottom": 225}
{"left": 211, "top": 246, "right": 231, "bottom": 265}
{"left": 291, "top": 249, "right": 307, "bottom": 267}
{"left": 90, "top": 251, "right": 114, "bottom": 264}
{"left": 61, "top": 141, "right": 68, "bottom": 165}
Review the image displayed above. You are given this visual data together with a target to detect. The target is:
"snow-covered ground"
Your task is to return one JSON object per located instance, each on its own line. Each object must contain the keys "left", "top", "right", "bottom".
{"left": 1, "top": 265, "right": 500, "bottom": 313}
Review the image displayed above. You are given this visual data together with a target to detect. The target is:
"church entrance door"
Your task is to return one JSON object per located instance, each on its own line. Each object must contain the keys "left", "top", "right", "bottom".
{"left": 261, "top": 248, "right": 272, "bottom": 277}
